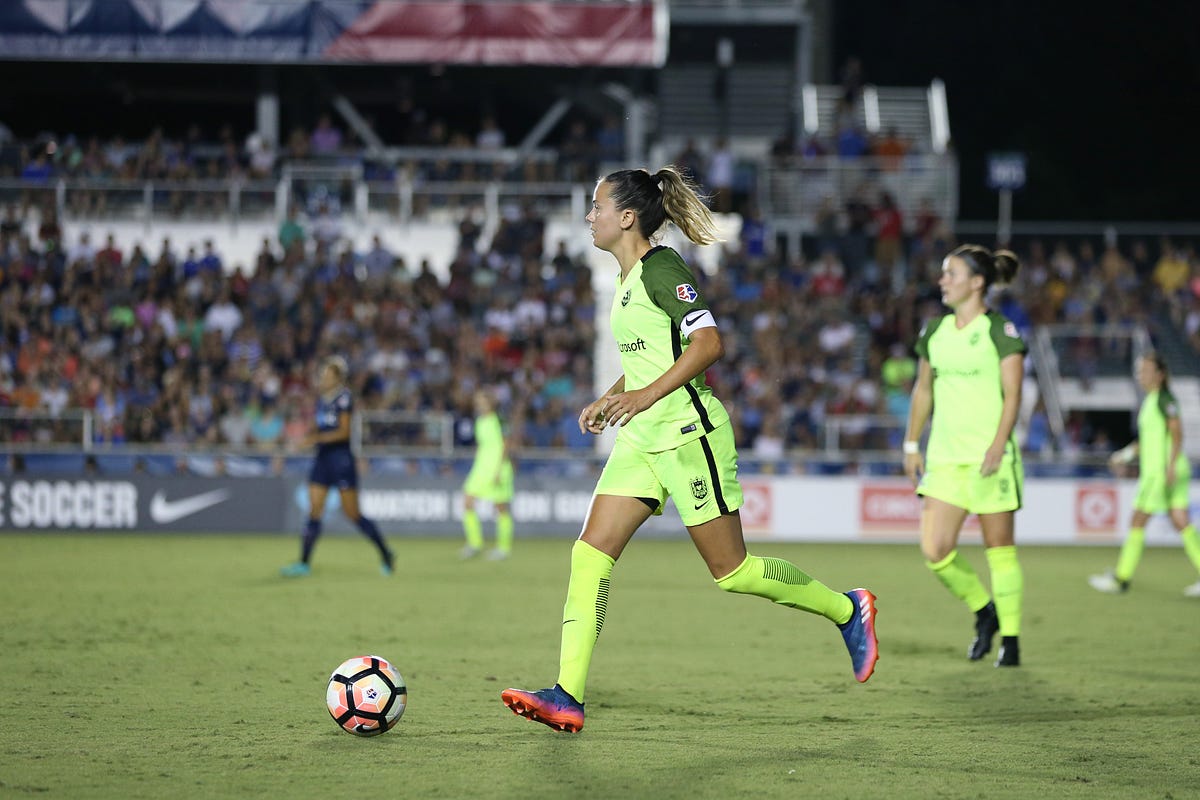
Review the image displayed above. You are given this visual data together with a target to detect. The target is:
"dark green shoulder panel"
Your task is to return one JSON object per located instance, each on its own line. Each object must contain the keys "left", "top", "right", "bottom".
{"left": 1158, "top": 388, "right": 1180, "bottom": 420}
{"left": 913, "top": 314, "right": 947, "bottom": 360}
{"left": 640, "top": 247, "right": 706, "bottom": 318}
{"left": 987, "top": 311, "right": 1027, "bottom": 359}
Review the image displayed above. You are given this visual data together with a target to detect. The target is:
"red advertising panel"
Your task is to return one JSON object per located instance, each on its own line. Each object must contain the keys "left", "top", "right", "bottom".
{"left": 739, "top": 481, "right": 773, "bottom": 533}
{"left": 859, "top": 484, "right": 921, "bottom": 536}
{"left": 1075, "top": 484, "right": 1118, "bottom": 536}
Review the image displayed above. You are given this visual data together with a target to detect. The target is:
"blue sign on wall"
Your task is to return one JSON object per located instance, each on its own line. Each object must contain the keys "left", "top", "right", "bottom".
{"left": 987, "top": 152, "right": 1027, "bottom": 191}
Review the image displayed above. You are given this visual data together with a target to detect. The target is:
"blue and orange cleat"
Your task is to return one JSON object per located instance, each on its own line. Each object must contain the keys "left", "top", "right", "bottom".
{"left": 838, "top": 588, "right": 879, "bottom": 683}
{"left": 501, "top": 684, "right": 584, "bottom": 733}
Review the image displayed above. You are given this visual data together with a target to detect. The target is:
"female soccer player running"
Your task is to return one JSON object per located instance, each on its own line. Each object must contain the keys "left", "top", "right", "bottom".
{"left": 1088, "top": 352, "right": 1200, "bottom": 596}
{"left": 460, "top": 388, "right": 515, "bottom": 560}
{"left": 281, "top": 356, "right": 394, "bottom": 577}
{"left": 501, "top": 167, "right": 878, "bottom": 733}
{"left": 902, "top": 244, "right": 1025, "bottom": 667}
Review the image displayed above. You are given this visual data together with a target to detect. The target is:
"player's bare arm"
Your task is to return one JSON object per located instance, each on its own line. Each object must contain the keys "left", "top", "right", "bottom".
{"left": 903, "top": 359, "right": 934, "bottom": 485}
{"left": 981, "top": 353, "right": 1023, "bottom": 476}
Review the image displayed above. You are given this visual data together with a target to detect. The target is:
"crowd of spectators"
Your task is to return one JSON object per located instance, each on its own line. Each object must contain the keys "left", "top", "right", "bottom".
{"left": 0, "top": 196, "right": 597, "bottom": 461}
{"left": 3, "top": 177, "right": 1199, "bottom": 473}
{"left": 3, "top": 104, "right": 1200, "bottom": 471}
{"left": 0, "top": 107, "right": 620, "bottom": 215}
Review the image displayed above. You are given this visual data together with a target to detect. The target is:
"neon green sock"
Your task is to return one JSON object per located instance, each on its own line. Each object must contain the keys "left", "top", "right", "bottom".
{"left": 927, "top": 550, "right": 991, "bottom": 612}
{"left": 1179, "top": 524, "right": 1200, "bottom": 574}
{"left": 496, "top": 510, "right": 513, "bottom": 553}
{"left": 1115, "top": 527, "right": 1145, "bottom": 582}
{"left": 985, "top": 546, "right": 1023, "bottom": 637}
{"left": 715, "top": 554, "right": 854, "bottom": 624}
{"left": 557, "top": 540, "right": 614, "bottom": 703}
{"left": 463, "top": 509, "right": 484, "bottom": 550}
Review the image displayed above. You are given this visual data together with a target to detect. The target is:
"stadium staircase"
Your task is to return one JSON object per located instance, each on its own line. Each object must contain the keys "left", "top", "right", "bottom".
{"left": 657, "top": 64, "right": 795, "bottom": 139}
{"left": 805, "top": 84, "right": 936, "bottom": 153}
{"left": 1147, "top": 313, "right": 1200, "bottom": 378}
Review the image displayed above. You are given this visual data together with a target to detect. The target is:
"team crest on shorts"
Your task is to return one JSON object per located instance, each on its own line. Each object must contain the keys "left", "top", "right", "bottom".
{"left": 621, "top": 288, "right": 631, "bottom": 307}
{"left": 676, "top": 283, "right": 698, "bottom": 302}
{"left": 691, "top": 476, "right": 709, "bottom": 501}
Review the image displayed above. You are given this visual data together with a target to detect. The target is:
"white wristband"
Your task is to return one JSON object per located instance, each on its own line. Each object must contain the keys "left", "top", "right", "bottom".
{"left": 902, "top": 441, "right": 920, "bottom": 455}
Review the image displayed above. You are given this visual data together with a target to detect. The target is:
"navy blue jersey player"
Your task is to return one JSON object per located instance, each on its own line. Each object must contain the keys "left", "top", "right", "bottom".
{"left": 281, "top": 356, "right": 394, "bottom": 577}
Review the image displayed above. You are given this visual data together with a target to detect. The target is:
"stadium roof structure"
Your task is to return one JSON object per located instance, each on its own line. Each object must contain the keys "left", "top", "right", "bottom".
{"left": 0, "top": 0, "right": 669, "bottom": 66}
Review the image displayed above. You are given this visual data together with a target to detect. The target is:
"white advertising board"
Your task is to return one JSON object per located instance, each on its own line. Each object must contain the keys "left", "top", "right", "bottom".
{"left": 745, "top": 477, "right": 1189, "bottom": 546}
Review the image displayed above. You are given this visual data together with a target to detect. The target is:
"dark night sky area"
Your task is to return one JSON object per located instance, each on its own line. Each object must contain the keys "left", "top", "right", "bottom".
{"left": 833, "top": 1, "right": 1200, "bottom": 221}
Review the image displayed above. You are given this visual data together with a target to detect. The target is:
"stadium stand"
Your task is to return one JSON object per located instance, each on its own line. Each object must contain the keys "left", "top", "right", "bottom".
{"left": 1, "top": 1, "right": 1198, "bottom": 480}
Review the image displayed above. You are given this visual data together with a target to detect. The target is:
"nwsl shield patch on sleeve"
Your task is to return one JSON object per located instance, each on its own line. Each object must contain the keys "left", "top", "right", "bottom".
{"left": 676, "top": 283, "right": 698, "bottom": 302}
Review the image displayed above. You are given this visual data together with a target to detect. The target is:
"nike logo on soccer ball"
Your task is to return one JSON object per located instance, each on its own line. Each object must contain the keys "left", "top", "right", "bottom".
{"left": 684, "top": 311, "right": 706, "bottom": 326}
{"left": 149, "top": 489, "right": 233, "bottom": 523}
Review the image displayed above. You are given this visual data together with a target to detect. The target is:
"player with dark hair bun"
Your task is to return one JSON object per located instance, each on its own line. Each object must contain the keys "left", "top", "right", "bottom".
{"left": 1089, "top": 352, "right": 1200, "bottom": 597}
{"left": 902, "top": 244, "right": 1027, "bottom": 667}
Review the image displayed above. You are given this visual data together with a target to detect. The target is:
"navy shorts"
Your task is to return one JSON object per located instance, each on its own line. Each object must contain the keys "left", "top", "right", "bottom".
{"left": 308, "top": 446, "right": 358, "bottom": 490}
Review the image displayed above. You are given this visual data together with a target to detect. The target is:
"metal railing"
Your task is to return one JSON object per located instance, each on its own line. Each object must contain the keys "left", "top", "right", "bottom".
{"left": 0, "top": 409, "right": 91, "bottom": 451}
{"left": 0, "top": 172, "right": 593, "bottom": 235}
{"left": 356, "top": 411, "right": 456, "bottom": 455}
{"left": 1028, "top": 328, "right": 1066, "bottom": 445}
{"left": 760, "top": 153, "right": 958, "bottom": 235}
{"left": 821, "top": 414, "right": 906, "bottom": 454}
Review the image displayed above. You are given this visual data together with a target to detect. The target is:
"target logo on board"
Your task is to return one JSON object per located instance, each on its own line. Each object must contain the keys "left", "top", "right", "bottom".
{"left": 1075, "top": 485, "right": 1118, "bottom": 534}
{"left": 739, "top": 482, "right": 772, "bottom": 532}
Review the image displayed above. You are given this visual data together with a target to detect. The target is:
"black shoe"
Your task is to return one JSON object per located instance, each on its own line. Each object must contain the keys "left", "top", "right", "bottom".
{"left": 968, "top": 601, "right": 999, "bottom": 661}
{"left": 994, "top": 636, "right": 1020, "bottom": 667}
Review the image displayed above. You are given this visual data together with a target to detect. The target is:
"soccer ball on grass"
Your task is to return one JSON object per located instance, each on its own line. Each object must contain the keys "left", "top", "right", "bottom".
{"left": 326, "top": 655, "right": 407, "bottom": 736}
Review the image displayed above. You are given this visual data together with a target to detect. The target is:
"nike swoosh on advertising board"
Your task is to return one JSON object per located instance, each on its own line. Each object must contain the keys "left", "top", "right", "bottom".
{"left": 149, "top": 489, "right": 233, "bottom": 524}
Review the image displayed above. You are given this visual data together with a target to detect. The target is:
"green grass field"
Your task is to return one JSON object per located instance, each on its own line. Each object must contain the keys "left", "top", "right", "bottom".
{"left": 2, "top": 534, "right": 1198, "bottom": 799}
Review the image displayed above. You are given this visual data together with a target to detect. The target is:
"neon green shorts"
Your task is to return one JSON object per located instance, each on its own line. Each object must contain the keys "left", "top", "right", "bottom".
{"left": 917, "top": 453, "right": 1024, "bottom": 515}
{"left": 594, "top": 422, "right": 743, "bottom": 526}
{"left": 463, "top": 459, "right": 514, "bottom": 503}
{"left": 1134, "top": 462, "right": 1192, "bottom": 514}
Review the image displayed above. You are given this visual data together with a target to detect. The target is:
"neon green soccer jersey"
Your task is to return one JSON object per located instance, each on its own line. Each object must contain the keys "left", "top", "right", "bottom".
{"left": 1137, "top": 388, "right": 1190, "bottom": 477}
{"left": 471, "top": 412, "right": 505, "bottom": 469}
{"left": 609, "top": 246, "right": 730, "bottom": 453}
{"left": 463, "top": 411, "right": 513, "bottom": 500}
{"left": 914, "top": 310, "right": 1026, "bottom": 466}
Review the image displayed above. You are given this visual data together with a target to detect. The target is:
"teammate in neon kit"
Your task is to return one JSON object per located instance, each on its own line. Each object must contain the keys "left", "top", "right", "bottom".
{"left": 281, "top": 356, "right": 394, "bottom": 577}
{"left": 501, "top": 166, "right": 879, "bottom": 733}
{"left": 1088, "top": 352, "right": 1200, "bottom": 596}
{"left": 460, "top": 388, "right": 515, "bottom": 560}
{"left": 902, "top": 244, "right": 1025, "bottom": 667}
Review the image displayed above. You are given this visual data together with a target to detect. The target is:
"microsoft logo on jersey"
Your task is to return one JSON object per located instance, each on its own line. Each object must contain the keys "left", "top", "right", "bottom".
{"left": 676, "top": 284, "right": 698, "bottom": 302}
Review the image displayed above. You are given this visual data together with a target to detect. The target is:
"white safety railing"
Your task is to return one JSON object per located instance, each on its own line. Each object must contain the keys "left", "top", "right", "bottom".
{"left": 760, "top": 153, "right": 958, "bottom": 234}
